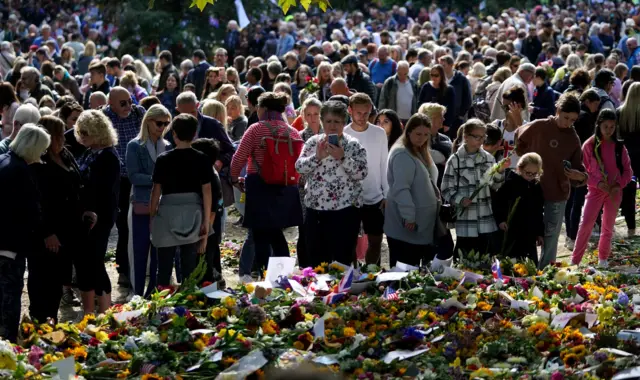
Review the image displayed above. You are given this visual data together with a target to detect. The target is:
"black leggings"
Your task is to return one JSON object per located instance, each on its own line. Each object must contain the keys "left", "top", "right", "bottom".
{"left": 305, "top": 207, "right": 360, "bottom": 267}
{"left": 28, "top": 249, "right": 65, "bottom": 323}
{"left": 252, "top": 228, "right": 289, "bottom": 273}
{"left": 76, "top": 220, "right": 113, "bottom": 296}
{"left": 387, "top": 237, "right": 435, "bottom": 267}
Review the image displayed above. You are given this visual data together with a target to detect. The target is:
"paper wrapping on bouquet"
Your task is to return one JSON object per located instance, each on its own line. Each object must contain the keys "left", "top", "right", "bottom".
{"left": 215, "top": 350, "right": 267, "bottom": 380}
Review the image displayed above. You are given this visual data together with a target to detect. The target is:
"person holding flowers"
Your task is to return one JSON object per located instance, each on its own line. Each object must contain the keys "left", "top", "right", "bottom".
{"left": 384, "top": 113, "right": 439, "bottom": 267}
{"left": 516, "top": 93, "right": 588, "bottom": 269}
{"left": 571, "top": 109, "right": 633, "bottom": 267}
{"left": 493, "top": 153, "right": 545, "bottom": 265}
{"left": 441, "top": 119, "right": 508, "bottom": 257}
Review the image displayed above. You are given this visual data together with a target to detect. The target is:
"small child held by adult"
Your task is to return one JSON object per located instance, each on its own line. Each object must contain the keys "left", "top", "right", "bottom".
{"left": 571, "top": 109, "right": 633, "bottom": 267}
{"left": 494, "top": 153, "right": 545, "bottom": 265}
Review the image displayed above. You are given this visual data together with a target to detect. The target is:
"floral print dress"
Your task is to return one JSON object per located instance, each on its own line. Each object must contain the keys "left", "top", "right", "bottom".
{"left": 295, "top": 133, "right": 368, "bottom": 211}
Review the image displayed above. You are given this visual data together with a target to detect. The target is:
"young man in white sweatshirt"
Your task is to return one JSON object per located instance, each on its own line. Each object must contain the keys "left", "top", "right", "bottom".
{"left": 344, "top": 93, "right": 389, "bottom": 265}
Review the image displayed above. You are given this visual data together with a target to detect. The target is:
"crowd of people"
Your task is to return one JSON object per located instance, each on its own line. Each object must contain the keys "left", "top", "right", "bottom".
{"left": 1, "top": 0, "right": 640, "bottom": 343}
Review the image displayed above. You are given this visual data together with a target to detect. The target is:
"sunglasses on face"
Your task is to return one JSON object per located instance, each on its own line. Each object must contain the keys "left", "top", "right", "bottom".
{"left": 153, "top": 120, "right": 170, "bottom": 128}
{"left": 119, "top": 99, "right": 132, "bottom": 107}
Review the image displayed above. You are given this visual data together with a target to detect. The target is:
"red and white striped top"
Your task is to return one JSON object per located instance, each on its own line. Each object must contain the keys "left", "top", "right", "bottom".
{"left": 230, "top": 119, "right": 302, "bottom": 178}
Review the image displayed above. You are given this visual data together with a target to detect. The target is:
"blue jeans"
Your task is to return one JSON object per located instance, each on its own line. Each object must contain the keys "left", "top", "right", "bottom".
{"left": 131, "top": 213, "right": 157, "bottom": 297}
{"left": 0, "top": 256, "right": 25, "bottom": 342}
{"left": 540, "top": 200, "right": 567, "bottom": 269}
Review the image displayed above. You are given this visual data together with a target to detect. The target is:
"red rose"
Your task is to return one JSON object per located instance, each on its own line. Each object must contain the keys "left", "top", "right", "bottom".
{"left": 88, "top": 338, "right": 100, "bottom": 347}
{"left": 568, "top": 284, "right": 574, "bottom": 291}
{"left": 305, "top": 76, "right": 312, "bottom": 81}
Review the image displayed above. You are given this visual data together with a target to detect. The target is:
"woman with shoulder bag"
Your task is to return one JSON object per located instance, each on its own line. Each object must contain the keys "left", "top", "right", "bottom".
{"left": 125, "top": 104, "right": 172, "bottom": 297}
{"left": 384, "top": 114, "right": 440, "bottom": 267}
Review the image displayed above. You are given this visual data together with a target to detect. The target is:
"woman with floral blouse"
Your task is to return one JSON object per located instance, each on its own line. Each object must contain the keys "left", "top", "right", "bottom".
{"left": 295, "top": 100, "right": 368, "bottom": 266}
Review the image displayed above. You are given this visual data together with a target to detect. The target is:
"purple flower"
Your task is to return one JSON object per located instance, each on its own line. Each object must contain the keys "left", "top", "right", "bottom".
{"left": 402, "top": 327, "right": 425, "bottom": 341}
{"left": 594, "top": 351, "right": 608, "bottom": 362}
{"left": 550, "top": 371, "right": 564, "bottom": 380}
{"left": 302, "top": 267, "right": 317, "bottom": 278}
{"left": 174, "top": 306, "right": 187, "bottom": 317}
{"left": 27, "top": 345, "right": 44, "bottom": 367}
{"left": 618, "top": 291, "right": 630, "bottom": 306}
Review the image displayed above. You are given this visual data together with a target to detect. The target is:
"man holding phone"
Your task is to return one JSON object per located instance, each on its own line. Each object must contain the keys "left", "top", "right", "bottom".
{"left": 344, "top": 93, "right": 389, "bottom": 265}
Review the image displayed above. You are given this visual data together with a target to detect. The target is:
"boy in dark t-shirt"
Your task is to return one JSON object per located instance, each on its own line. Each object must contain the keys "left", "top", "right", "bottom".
{"left": 192, "top": 138, "right": 224, "bottom": 286}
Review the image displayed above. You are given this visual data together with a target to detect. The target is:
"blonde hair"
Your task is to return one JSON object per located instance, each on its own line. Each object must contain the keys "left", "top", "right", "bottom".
{"left": 517, "top": 152, "right": 544, "bottom": 176}
{"left": 418, "top": 67, "right": 431, "bottom": 87}
{"left": 619, "top": 82, "right": 640, "bottom": 134}
{"left": 492, "top": 67, "right": 513, "bottom": 83}
{"left": 83, "top": 41, "right": 96, "bottom": 57}
{"left": 119, "top": 71, "right": 139, "bottom": 89}
{"left": 201, "top": 99, "right": 227, "bottom": 128}
{"left": 134, "top": 60, "right": 153, "bottom": 81}
{"left": 225, "top": 95, "right": 244, "bottom": 114}
{"left": 315, "top": 62, "right": 333, "bottom": 86}
{"left": 75, "top": 110, "right": 118, "bottom": 147}
{"left": 418, "top": 102, "right": 447, "bottom": 119}
{"left": 212, "top": 84, "right": 237, "bottom": 103}
{"left": 9, "top": 123, "right": 51, "bottom": 163}
{"left": 226, "top": 67, "right": 240, "bottom": 87}
{"left": 137, "top": 104, "right": 172, "bottom": 142}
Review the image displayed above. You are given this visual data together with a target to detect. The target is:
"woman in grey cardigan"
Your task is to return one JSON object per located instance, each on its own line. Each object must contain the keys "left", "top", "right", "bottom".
{"left": 384, "top": 114, "right": 439, "bottom": 267}
{"left": 125, "top": 104, "right": 172, "bottom": 297}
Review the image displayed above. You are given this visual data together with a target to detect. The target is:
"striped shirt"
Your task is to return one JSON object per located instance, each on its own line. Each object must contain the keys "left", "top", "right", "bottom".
{"left": 230, "top": 118, "right": 301, "bottom": 179}
{"left": 103, "top": 105, "right": 146, "bottom": 177}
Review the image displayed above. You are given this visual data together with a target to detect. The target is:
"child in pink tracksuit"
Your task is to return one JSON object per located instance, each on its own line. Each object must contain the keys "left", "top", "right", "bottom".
{"left": 572, "top": 109, "right": 633, "bottom": 267}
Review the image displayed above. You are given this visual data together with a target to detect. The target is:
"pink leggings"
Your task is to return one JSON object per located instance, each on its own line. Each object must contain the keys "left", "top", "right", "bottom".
{"left": 571, "top": 187, "right": 621, "bottom": 265}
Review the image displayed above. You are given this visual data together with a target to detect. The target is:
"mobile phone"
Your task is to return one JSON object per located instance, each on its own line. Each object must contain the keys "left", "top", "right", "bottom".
{"left": 328, "top": 134, "right": 339, "bottom": 146}
{"left": 563, "top": 160, "right": 572, "bottom": 170}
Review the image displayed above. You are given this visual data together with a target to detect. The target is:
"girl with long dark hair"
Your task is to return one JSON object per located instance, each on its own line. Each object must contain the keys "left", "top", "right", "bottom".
{"left": 571, "top": 109, "right": 632, "bottom": 267}
{"left": 375, "top": 109, "right": 403, "bottom": 150}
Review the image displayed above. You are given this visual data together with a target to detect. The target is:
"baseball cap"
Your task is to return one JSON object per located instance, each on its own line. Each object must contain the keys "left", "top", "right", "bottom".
{"left": 340, "top": 55, "right": 359, "bottom": 66}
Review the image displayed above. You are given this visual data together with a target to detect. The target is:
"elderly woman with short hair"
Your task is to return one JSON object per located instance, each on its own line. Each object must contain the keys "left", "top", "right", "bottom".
{"left": 0, "top": 124, "right": 50, "bottom": 341}
{"left": 295, "top": 100, "right": 368, "bottom": 266}
{"left": 75, "top": 110, "right": 121, "bottom": 317}
{"left": 126, "top": 104, "right": 172, "bottom": 297}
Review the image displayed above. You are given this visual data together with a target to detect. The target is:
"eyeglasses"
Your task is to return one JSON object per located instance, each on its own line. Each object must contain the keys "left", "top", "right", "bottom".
{"left": 119, "top": 99, "right": 132, "bottom": 107}
{"left": 523, "top": 170, "right": 540, "bottom": 178}
{"left": 467, "top": 134, "right": 485, "bottom": 141}
{"left": 153, "top": 120, "right": 171, "bottom": 128}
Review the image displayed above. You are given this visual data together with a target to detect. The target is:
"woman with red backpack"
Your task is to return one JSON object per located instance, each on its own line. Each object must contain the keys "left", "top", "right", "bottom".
{"left": 230, "top": 92, "right": 304, "bottom": 274}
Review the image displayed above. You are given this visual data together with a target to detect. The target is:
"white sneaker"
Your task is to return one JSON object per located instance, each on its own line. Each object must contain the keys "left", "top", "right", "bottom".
{"left": 565, "top": 238, "right": 575, "bottom": 251}
{"left": 599, "top": 259, "right": 608, "bottom": 268}
{"left": 239, "top": 275, "right": 254, "bottom": 284}
{"left": 629, "top": 229, "right": 636, "bottom": 238}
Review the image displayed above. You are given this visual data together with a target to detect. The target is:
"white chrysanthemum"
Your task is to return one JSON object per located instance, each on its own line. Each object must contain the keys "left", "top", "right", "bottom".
{"left": 139, "top": 331, "right": 160, "bottom": 345}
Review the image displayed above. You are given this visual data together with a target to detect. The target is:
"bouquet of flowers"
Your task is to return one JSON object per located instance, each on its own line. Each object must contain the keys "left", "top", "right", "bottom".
{"left": 304, "top": 76, "right": 320, "bottom": 93}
